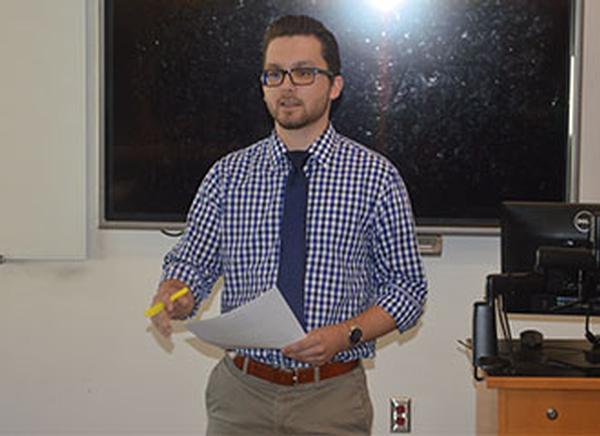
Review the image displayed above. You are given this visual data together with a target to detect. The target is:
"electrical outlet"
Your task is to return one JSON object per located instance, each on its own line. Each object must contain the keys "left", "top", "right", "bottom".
{"left": 390, "top": 397, "right": 411, "bottom": 433}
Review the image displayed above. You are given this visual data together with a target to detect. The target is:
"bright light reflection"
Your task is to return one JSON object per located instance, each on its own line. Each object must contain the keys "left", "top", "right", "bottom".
{"left": 369, "top": 0, "right": 406, "bottom": 13}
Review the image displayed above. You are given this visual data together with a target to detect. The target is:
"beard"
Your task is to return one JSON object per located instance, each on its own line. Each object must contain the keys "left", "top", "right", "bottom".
{"left": 267, "top": 93, "right": 331, "bottom": 130}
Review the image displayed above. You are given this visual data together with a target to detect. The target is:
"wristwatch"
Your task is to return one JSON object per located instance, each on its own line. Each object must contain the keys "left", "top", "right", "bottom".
{"left": 348, "top": 324, "right": 363, "bottom": 346}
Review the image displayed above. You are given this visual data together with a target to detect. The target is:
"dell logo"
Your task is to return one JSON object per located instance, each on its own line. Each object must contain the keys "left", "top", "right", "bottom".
{"left": 573, "top": 210, "right": 593, "bottom": 234}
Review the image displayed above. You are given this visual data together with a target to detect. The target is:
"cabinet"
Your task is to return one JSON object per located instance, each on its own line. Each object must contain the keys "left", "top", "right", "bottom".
{"left": 486, "top": 376, "right": 600, "bottom": 435}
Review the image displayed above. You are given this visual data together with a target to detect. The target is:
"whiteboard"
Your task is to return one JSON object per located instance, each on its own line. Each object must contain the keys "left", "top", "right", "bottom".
{"left": 0, "top": 0, "right": 86, "bottom": 260}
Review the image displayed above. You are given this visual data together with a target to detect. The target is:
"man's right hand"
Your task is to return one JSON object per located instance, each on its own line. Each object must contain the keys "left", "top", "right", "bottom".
{"left": 150, "top": 279, "right": 194, "bottom": 338}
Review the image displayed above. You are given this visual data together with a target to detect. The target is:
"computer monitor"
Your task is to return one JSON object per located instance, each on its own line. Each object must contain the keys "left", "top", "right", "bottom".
{"left": 500, "top": 201, "right": 600, "bottom": 315}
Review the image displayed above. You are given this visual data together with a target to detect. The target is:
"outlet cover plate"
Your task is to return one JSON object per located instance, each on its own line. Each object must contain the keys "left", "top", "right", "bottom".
{"left": 390, "top": 397, "right": 411, "bottom": 433}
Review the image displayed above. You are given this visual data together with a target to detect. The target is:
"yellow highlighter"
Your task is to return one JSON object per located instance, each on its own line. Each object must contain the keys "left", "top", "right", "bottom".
{"left": 144, "top": 287, "right": 190, "bottom": 318}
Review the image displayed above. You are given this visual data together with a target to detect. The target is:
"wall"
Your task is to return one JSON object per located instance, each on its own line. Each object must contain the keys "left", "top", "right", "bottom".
{"left": 579, "top": 0, "right": 600, "bottom": 202}
{"left": 0, "top": 1, "right": 598, "bottom": 435}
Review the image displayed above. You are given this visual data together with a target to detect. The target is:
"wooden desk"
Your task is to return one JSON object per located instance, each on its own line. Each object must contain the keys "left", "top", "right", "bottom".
{"left": 486, "top": 376, "right": 600, "bottom": 435}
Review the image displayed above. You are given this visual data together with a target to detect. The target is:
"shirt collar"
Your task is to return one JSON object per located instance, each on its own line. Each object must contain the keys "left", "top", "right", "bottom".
{"left": 267, "top": 123, "right": 339, "bottom": 172}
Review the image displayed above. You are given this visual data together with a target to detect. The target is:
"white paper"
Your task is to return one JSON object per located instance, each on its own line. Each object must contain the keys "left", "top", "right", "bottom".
{"left": 184, "top": 287, "right": 306, "bottom": 349}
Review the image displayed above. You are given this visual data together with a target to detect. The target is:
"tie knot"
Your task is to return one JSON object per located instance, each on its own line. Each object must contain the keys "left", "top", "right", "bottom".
{"left": 287, "top": 151, "right": 308, "bottom": 173}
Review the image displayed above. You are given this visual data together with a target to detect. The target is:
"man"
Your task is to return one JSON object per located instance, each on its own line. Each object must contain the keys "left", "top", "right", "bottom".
{"left": 150, "top": 15, "right": 427, "bottom": 435}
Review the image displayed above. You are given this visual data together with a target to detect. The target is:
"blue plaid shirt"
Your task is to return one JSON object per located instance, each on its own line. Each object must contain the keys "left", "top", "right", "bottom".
{"left": 162, "top": 124, "right": 427, "bottom": 368}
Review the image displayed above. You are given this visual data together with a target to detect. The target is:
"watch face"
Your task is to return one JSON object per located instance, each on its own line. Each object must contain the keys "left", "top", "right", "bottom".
{"left": 349, "top": 327, "right": 363, "bottom": 345}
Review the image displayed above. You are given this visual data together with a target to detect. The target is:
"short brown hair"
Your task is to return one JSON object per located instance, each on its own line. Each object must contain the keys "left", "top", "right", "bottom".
{"left": 262, "top": 15, "right": 341, "bottom": 76}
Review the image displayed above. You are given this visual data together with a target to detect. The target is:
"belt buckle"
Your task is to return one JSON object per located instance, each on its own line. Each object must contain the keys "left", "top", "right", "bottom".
{"left": 282, "top": 367, "right": 301, "bottom": 385}
{"left": 286, "top": 366, "right": 320, "bottom": 385}
{"left": 292, "top": 368, "right": 300, "bottom": 385}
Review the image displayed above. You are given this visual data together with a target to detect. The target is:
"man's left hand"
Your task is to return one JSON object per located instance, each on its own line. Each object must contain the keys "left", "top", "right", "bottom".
{"left": 282, "top": 323, "right": 348, "bottom": 366}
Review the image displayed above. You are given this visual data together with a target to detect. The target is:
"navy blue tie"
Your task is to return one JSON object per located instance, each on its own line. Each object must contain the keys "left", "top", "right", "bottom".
{"left": 277, "top": 151, "right": 309, "bottom": 330}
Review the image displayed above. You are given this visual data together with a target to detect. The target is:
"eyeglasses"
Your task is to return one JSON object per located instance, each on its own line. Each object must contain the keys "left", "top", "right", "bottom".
{"left": 260, "top": 67, "right": 334, "bottom": 87}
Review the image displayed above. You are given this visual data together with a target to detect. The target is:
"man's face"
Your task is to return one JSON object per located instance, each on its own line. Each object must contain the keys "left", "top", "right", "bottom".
{"left": 262, "top": 35, "right": 343, "bottom": 131}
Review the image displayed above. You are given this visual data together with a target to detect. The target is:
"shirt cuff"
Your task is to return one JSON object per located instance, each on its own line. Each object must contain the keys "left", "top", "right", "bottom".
{"left": 161, "top": 263, "right": 204, "bottom": 317}
{"left": 375, "top": 285, "right": 425, "bottom": 332}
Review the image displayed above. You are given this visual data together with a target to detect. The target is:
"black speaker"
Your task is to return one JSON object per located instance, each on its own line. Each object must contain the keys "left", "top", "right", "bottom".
{"left": 472, "top": 301, "right": 498, "bottom": 368}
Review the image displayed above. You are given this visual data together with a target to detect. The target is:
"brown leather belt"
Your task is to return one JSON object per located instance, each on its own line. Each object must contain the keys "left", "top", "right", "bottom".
{"left": 232, "top": 355, "right": 359, "bottom": 386}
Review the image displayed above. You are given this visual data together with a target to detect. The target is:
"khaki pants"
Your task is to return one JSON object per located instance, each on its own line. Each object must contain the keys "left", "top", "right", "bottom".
{"left": 205, "top": 355, "right": 373, "bottom": 436}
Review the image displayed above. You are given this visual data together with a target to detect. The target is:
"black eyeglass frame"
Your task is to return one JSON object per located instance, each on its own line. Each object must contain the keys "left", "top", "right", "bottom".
{"left": 259, "top": 67, "right": 335, "bottom": 87}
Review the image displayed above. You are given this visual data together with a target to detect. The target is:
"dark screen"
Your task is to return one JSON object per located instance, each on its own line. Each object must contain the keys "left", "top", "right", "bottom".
{"left": 501, "top": 202, "right": 600, "bottom": 315}
{"left": 104, "top": 0, "right": 572, "bottom": 227}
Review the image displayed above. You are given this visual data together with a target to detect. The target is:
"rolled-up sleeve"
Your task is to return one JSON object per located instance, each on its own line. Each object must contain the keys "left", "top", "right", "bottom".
{"left": 161, "top": 162, "right": 223, "bottom": 316}
{"left": 371, "top": 169, "right": 428, "bottom": 332}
